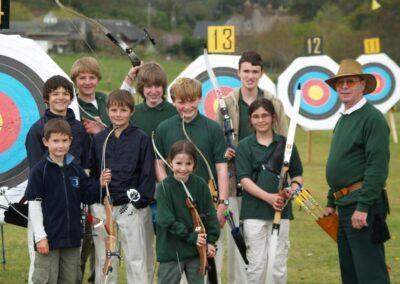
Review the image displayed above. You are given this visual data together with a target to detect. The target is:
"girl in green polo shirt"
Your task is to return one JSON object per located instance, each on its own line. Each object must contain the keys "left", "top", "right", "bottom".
{"left": 156, "top": 140, "right": 220, "bottom": 284}
{"left": 235, "top": 98, "right": 303, "bottom": 284}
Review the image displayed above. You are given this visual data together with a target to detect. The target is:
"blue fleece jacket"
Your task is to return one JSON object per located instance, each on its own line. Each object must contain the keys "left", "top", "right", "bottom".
{"left": 25, "top": 108, "right": 91, "bottom": 169}
{"left": 25, "top": 154, "right": 102, "bottom": 250}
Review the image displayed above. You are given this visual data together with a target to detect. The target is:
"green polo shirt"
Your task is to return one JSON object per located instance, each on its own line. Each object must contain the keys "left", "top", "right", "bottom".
{"left": 155, "top": 113, "right": 227, "bottom": 182}
{"left": 236, "top": 133, "right": 303, "bottom": 220}
{"left": 326, "top": 103, "right": 389, "bottom": 212}
{"left": 238, "top": 88, "right": 264, "bottom": 141}
{"left": 156, "top": 174, "right": 220, "bottom": 262}
{"left": 130, "top": 100, "right": 177, "bottom": 137}
{"left": 77, "top": 92, "right": 111, "bottom": 126}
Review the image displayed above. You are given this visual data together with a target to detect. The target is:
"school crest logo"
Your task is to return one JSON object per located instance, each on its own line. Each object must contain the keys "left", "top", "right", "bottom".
{"left": 70, "top": 176, "right": 79, "bottom": 188}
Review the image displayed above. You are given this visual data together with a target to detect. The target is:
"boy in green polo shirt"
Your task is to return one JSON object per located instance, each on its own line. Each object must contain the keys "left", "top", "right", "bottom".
{"left": 128, "top": 62, "right": 177, "bottom": 136}
{"left": 71, "top": 56, "right": 111, "bottom": 135}
{"left": 154, "top": 77, "right": 229, "bottom": 281}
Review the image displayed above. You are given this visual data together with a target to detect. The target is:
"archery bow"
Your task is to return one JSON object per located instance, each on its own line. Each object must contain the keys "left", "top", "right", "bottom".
{"left": 266, "top": 84, "right": 302, "bottom": 284}
{"left": 181, "top": 120, "right": 219, "bottom": 208}
{"left": 203, "top": 47, "right": 235, "bottom": 148}
{"left": 100, "top": 128, "right": 120, "bottom": 278}
{"left": 55, "top": 0, "right": 143, "bottom": 67}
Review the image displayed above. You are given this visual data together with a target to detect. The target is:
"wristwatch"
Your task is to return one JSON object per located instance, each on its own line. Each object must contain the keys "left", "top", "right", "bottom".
{"left": 218, "top": 199, "right": 229, "bottom": 206}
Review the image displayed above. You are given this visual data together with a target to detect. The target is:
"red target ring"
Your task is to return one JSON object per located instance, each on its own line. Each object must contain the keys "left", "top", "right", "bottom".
{"left": 371, "top": 73, "right": 384, "bottom": 95}
{"left": 303, "top": 79, "right": 330, "bottom": 107}
{"left": 204, "top": 86, "right": 233, "bottom": 119}
{"left": 0, "top": 91, "right": 21, "bottom": 153}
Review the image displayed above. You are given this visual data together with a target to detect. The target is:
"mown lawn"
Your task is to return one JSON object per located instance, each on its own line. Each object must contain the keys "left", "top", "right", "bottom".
{"left": 0, "top": 53, "right": 398, "bottom": 283}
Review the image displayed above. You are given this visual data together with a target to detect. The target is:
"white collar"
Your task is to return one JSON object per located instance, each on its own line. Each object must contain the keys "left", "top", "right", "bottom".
{"left": 341, "top": 97, "right": 367, "bottom": 115}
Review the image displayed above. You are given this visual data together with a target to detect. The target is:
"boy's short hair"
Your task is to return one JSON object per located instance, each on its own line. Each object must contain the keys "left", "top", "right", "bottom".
{"left": 238, "top": 51, "right": 264, "bottom": 70}
{"left": 44, "top": 118, "right": 72, "bottom": 140}
{"left": 43, "top": 75, "right": 74, "bottom": 103}
{"left": 136, "top": 63, "right": 167, "bottom": 100}
{"left": 107, "top": 89, "right": 135, "bottom": 112}
{"left": 70, "top": 56, "right": 102, "bottom": 82}
{"left": 170, "top": 77, "right": 202, "bottom": 102}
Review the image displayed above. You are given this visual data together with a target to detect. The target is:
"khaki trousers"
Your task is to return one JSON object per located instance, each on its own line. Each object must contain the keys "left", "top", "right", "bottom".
{"left": 243, "top": 219, "right": 290, "bottom": 284}
{"left": 91, "top": 203, "right": 154, "bottom": 284}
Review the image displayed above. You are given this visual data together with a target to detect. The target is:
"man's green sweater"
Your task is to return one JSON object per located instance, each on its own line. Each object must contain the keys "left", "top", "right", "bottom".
{"left": 156, "top": 175, "right": 220, "bottom": 262}
{"left": 326, "top": 102, "right": 390, "bottom": 212}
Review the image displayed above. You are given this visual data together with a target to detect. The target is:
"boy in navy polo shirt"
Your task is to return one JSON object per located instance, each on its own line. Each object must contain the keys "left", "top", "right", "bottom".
{"left": 90, "top": 89, "right": 155, "bottom": 284}
{"left": 25, "top": 118, "right": 111, "bottom": 283}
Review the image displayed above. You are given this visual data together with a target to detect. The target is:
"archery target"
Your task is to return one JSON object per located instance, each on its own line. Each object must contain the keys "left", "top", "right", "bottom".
{"left": 278, "top": 55, "right": 341, "bottom": 130}
{"left": 0, "top": 55, "right": 45, "bottom": 188}
{"left": 357, "top": 53, "right": 400, "bottom": 113}
{"left": 0, "top": 34, "right": 77, "bottom": 193}
{"left": 169, "top": 54, "right": 276, "bottom": 120}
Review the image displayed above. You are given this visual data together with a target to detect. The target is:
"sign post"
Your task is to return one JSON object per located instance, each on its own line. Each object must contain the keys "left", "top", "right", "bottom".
{"left": 0, "top": 0, "right": 10, "bottom": 29}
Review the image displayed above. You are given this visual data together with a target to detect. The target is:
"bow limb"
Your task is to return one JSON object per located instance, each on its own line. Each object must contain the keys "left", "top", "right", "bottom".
{"left": 179, "top": 180, "right": 208, "bottom": 275}
{"left": 151, "top": 131, "right": 172, "bottom": 171}
{"left": 181, "top": 120, "right": 219, "bottom": 207}
{"left": 55, "top": 0, "right": 141, "bottom": 67}
{"left": 100, "top": 128, "right": 120, "bottom": 278}
{"left": 203, "top": 48, "right": 235, "bottom": 148}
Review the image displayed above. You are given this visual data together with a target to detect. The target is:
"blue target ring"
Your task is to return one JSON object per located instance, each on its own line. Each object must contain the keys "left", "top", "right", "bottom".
{"left": 0, "top": 73, "right": 41, "bottom": 172}
{"left": 196, "top": 67, "right": 241, "bottom": 119}
{"left": 0, "top": 55, "right": 45, "bottom": 188}
{"left": 289, "top": 67, "right": 340, "bottom": 120}
{"left": 363, "top": 63, "right": 394, "bottom": 104}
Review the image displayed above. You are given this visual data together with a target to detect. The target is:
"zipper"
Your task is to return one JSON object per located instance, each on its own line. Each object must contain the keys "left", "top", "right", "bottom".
{"left": 61, "top": 167, "right": 71, "bottom": 243}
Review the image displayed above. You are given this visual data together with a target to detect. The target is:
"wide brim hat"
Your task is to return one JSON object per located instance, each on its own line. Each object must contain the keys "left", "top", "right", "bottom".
{"left": 325, "top": 59, "right": 377, "bottom": 95}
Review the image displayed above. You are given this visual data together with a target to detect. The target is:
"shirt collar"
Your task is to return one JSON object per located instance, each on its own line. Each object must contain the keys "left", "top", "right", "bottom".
{"left": 341, "top": 97, "right": 367, "bottom": 115}
{"left": 250, "top": 132, "right": 282, "bottom": 146}
{"left": 143, "top": 100, "right": 165, "bottom": 111}
{"left": 239, "top": 87, "right": 263, "bottom": 102}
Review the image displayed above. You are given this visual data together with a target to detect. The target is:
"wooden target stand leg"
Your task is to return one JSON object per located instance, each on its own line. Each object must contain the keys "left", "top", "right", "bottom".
{"left": 387, "top": 107, "right": 398, "bottom": 144}
{"left": 1, "top": 225, "right": 5, "bottom": 270}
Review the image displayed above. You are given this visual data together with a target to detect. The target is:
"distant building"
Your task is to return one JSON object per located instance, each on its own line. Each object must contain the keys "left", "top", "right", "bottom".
{"left": 0, "top": 13, "right": 144, "bottom": 53}
{"left": 226, "top": 1, "right": 294, "bottom": 35}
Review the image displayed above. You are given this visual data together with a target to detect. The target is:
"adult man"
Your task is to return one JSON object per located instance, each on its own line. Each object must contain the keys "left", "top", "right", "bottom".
{"left": 218, "top": 51, "right": 287, "bottom": 283}
{"left": 325, "top": 59, "right": 390, "bottom": 284}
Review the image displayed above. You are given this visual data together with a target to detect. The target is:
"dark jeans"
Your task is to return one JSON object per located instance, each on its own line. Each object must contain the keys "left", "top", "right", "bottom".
{"left": 337, "top": 200, "right": 390, "bottom": 284}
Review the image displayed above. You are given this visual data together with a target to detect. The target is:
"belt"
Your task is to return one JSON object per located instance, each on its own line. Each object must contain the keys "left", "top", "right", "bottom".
{"left": 333, "top": 181, "right": 363, "bottom": 200}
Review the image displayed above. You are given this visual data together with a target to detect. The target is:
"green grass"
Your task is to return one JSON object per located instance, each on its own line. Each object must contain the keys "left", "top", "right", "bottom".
{"left": 0, "top": 54, "right": 399, "bottom": 283}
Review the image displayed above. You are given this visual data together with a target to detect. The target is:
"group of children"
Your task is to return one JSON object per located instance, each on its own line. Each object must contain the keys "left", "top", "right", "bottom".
{"left": 24, "top": 51, "right": 303, "bottom": 284}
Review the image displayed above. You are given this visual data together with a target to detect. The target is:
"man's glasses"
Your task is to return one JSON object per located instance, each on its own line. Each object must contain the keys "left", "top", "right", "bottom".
{"left": 335, "top": 78, "right": 362, "bottom": 89}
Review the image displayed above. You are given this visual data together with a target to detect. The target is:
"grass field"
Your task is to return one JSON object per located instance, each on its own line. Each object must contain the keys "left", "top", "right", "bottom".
{"left": 0, "top": 54, "right": 399, "bottom": 283}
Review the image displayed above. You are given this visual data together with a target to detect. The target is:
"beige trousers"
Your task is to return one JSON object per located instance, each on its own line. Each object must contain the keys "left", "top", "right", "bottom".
{"left": 243, "top": 219, "right": 290, "bottom": 284}
{"left": 91, "top": 203, "right": 154, "bottom": 284}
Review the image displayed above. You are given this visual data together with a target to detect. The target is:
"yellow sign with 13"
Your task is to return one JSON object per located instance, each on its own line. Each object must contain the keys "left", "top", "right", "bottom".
{"left": 207, "top": 26, "right": 235, "bottom": 53}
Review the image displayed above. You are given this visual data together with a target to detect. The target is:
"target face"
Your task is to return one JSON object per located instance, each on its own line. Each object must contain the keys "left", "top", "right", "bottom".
{"left": 357, "top": 54, "right": 400, "bottom": 113}
{"left": 0, "top": 34, "right": 77, "bottom": 193}
{"left": 168, "top": 54, "right": 276, "bottom": 120}
{"left": 196, "top": 67, "right": 241, "bottom": 120}
{"left": 288, "top": 66, "right": 340, "bottom": 120}
{"left": 0, "top": 55, "right": 45, "bottom": 188}
{"left": 278, "top": 55, "right": 341, "bottom": 130}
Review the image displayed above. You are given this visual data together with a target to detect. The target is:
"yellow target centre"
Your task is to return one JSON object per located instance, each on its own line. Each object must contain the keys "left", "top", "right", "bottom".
{"left": 0, "top": 114, "right": 3, "bottom": 131}
{"left": 308, "top": 86, "right": 324, "bottom": 101}
{"left": 376, "top": 80, "right": 381, "bottom": 89}
{"left": 213, "top": 98, "right": 219, "bottom": 112}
